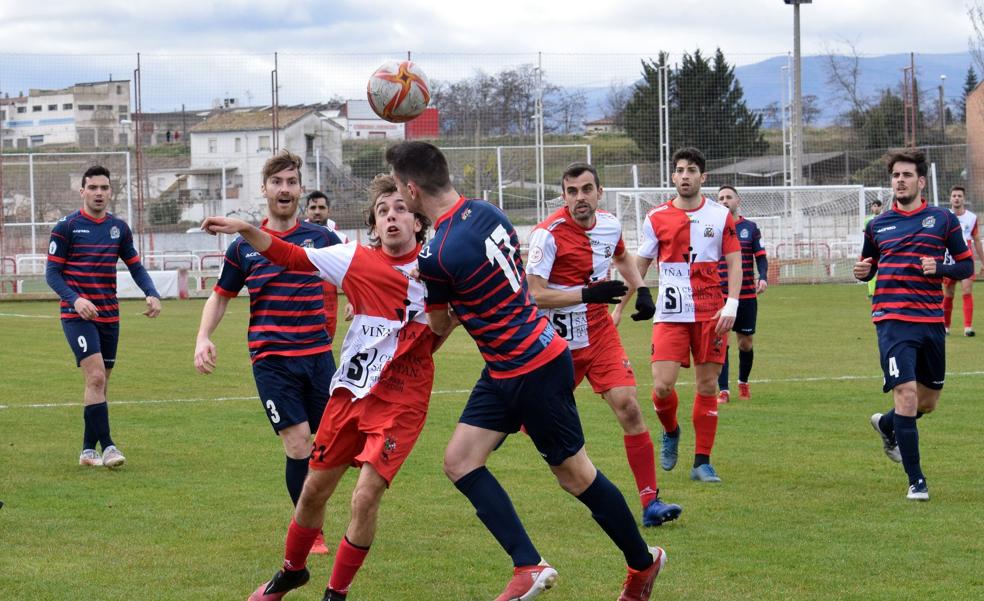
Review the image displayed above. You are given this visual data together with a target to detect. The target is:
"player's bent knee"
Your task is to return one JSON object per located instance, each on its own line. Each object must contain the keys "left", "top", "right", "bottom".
{"left": 652, "top": 383, "right": 674, "bottom": 399}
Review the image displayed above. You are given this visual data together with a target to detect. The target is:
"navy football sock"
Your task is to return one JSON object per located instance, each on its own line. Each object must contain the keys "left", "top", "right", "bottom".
{"left": 85, "top": 402, "right": 114, "bottom": 450}
{"left": 454, "top": 466, "right": 540, "bottom": 567}
{"left": 693, "top": 453, "right": 710, "bottom": 468}
{"left": 285, "top": 456, "right": 310, "bottom": 506}
{"left": 82, "top": 404, "right": 99, "bottom": 450}
{"left": 738, "top": 349, "right": 754, "bottom": 383}
{"left": 576, "top": 470, "right": 652, "bottom": 571}
{"left": 718, "top": 348, "right": 730, "bottom": 391}
{"left": 878, "top": 410, "right": 896, "bottom": 437}
{"left": 665, "top": 426, "right": 681, "bottom": 439}
{"left": 893, "top": 414, "right": 924, "bottom": 485}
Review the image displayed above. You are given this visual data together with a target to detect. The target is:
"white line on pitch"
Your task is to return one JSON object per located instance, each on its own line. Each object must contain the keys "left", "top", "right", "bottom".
{"left": 0, "top": 389, "right": 474, "bottom": 410}
{"left": 0, "top": 312, "right": 56, "bottom": 319}
{"left": 6, "top": 371, "right": 984, "bottom": 411}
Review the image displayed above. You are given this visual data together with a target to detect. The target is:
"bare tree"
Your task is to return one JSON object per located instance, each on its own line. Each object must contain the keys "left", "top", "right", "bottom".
{"left": 970, "top": 3, "right": 984, "bottom": 75}
{"left": 822, "top": 39, "right": 869, "bottom": 116}
{"left": 604, "top": 81, "right": 631, "bottom": 126}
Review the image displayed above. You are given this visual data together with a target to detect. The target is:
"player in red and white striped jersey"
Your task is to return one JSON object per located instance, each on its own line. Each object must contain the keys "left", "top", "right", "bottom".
{"left": 636, "top": 148, "right": 741, "bottom": 484}
{"left": 527, "top": 162, "right": 680, "bottom": 528}
{"left": 941, "top": 186, "right": 984, "bottom": 336}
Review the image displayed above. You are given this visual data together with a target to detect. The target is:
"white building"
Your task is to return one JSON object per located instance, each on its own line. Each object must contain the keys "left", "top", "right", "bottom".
{"left": 179, "top": 105, "right": 344, "bottom": 222}
{"left": 0, "top": 80, "right": 131, "bottom": 149}
{"left": 332, "top": 99, "right": 405, "bottom": 140}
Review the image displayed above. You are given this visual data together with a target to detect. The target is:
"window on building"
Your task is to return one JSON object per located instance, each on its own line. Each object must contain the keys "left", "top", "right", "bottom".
{"left": 97, "top": 104, "right": 113, "bottom": 111}
{"left": 63, "top": 103, "right": 73, "bottom": 110}
{"left": 0, "top": 109, "right": 5, "bottom": 120}
{"left": 30, "top": 135, "right": 44, "bottom": 145}
{"left": 48, "top": 104, "right": 57, "bottom": 111}
{"left": 2, "top": 138, "right": 12, "bottom": 149}
{"left": 16, "top": 138, "right": 27, "bottom": 149}
{"left": 258, "top": 135, "right": 271, "bottom": 151}
{"left": 208, "top": 138, "right": 217, "bottom": 154}
{"left": 32, "top": 105, "right": 42, "bottom": 112}
{"left": 235, "top": 137, "right": 242, "bottom": 153}
{"left": 119, "top": 132, "right": 128, "bottom": 146}
{"left": 16, "top": 106, "right": 26, "bottom": 113}
{"left": 78, "top": 104, "right": 94, "bottom": 111}
{"left": 116, "top": 85, "right": 122, "bottom": 94}
{"left": 118, "top": 105, "right": 128, "bottom": 113}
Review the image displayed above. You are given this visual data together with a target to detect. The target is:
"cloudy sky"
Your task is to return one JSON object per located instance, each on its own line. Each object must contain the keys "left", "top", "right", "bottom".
{"left": 0, "top": 0, "right": 976, "bottom": 58}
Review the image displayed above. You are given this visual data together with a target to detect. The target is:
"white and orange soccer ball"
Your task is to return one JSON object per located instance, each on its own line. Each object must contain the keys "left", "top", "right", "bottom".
{"left": 366, "top": 60, "right": 431, "bottom": 123}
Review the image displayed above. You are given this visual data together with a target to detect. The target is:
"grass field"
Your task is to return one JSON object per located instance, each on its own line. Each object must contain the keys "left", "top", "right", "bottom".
{"left": 1, "top": 284, "right": 983, "bottom": 601}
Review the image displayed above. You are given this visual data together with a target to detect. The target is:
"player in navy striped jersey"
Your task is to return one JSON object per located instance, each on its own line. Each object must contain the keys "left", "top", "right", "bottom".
{"left": 855, "top": 149, "right": 973, "bottom": 501}
{"left": 715, "top": 185, "right": 768, "bottom": 403}
{"left": 387, "top": 142, "right": 664, "bottom": 601}
{"left": 46, "top": 165, "right": 161, "bottom": 469}
{"left": 194, "top": 152, "right": 340, "bottom": 547}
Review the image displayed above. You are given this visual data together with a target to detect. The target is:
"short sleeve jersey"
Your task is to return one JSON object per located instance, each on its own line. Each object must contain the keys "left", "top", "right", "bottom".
{"left": 418, "top": 197, "right": 567, "bottom": 378}
{"left": 215, "top": 220, "right": 339, "bottom": 362}
{"left": 47, "top": 209, "right": 143, "bottom": 323}
{"left": 637, "top": 197, "right": 739, "bottom": 322}
{"left": 717, "top": 216, "right": 766, "bottom": 299}
{"left": 943, "top": 209, "right": 978, "bottom": 264}
{"left": 863, "top": 201, "right": 971, "bottom": 323}
{"left": 527, "top": 206, "right": 625, "bottom": 350}
{"left": 302, "top": 242, "right": 437, "bottom": 408}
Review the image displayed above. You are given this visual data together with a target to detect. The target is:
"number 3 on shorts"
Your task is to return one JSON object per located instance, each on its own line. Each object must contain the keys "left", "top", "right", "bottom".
{"left": 888, "top": 356, "right": 900, "bottom": 378}
{"left": 265, "top": 399, "right": 281, "bottom": 424}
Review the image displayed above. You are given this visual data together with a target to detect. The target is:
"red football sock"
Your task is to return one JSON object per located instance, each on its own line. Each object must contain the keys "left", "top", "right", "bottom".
{"left": 328, "top": 536, "right": 371, "bottom": 595}
{"left": 943, "top": 296, "right": 954, "bottom": 328}
{"left": 962, "top": 293, "right": 974, "bottom": 328}
{"left": 692, "top": 393, "right": 719, "bottom": 456}
{"left": 652, "top": 389, "right": 679, "bottom": 434}
{"left": 623, "top": 432, "right": 659, "bottom": 508}
{"left": 283, "top": 518, "right": 320, "bottom": 572}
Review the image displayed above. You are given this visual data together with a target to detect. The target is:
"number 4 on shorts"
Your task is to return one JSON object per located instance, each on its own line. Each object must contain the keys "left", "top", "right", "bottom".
{"left": 888, "top": 356, "right": 900, "bottom": 378}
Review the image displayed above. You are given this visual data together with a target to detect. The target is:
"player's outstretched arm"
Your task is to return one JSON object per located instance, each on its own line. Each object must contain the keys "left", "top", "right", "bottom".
{"left": 194, "top": 292, "right": 231, "bottom": 374}
{"left": 201, "top": 217, "right": 272, "bottom": 252}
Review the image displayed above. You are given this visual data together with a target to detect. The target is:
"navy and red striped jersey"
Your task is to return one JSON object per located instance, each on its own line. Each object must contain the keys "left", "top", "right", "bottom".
{"left": 419, "top": 197, "right": 566, "bottom": 378}
{"left": 215, "top": 220, "right": 340, "bottom": 362}
{"left": 717, "top": 216, "right": 766, "bottom": 299}
{"left": 862, "top": 200, "right": 971, "bottom": 323}
{"left": 46, "top": 209, "right": 159, "bottom": 322}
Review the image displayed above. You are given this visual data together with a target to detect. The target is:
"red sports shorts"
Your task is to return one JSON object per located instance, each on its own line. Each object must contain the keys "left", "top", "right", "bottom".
{"left": 571, "top": 328, "right": 636, "bottom": 394}
{"left": 650, "top": 320, "right": 727, "bottom": 367}
{"left": 309, "top": 390, "right": 427, "bottom": 485}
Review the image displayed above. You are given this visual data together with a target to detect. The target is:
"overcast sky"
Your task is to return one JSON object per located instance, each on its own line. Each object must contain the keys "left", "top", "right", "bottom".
{"left": 0, "top": 0, "right": 977, "bottom": 60}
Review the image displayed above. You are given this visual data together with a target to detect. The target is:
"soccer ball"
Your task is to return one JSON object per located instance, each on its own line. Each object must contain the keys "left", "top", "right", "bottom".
{"left": 366, "top": 60, "right": 431, "bottom": 123}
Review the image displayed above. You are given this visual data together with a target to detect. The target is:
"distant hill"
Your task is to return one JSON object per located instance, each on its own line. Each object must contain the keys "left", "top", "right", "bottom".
{"left": 579, "top": 52, "right": 975, "bottom": 127}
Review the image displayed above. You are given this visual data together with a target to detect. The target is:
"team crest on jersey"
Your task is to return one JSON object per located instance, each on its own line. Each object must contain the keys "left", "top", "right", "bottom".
{"left": 704, "top": 227, "right": 714, "bottom": 238}
{"left": 301, "top": 238, "right": 314, "bottom": 248}
{"left": 922, "top": 216, "right": 936, "bottom": 228}
{"left": 461, "top": 208, "right": 472, "bottom": 221}
{"left": 528, "top": 246, "right": 543, "bottom": 264}
{"left": 110, "top": 226, "right": 120, "bottom": 239}
{"left": 740, "top": 229, "right": 749, "bottom": 239}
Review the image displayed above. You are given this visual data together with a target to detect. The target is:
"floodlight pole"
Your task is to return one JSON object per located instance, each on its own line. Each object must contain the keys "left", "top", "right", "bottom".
{"left": 785, "top": 0, "right": 810, "bottom": 186}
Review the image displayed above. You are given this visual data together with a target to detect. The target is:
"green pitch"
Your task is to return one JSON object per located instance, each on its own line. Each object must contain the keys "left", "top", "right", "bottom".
{"left": 1, "top": 284, "right": 982, "bottom": 600}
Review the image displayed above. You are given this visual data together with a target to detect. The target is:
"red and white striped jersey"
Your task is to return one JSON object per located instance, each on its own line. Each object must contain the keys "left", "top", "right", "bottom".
{"left": 638, "top": 197, "right": 739, "bottom": 323}
{"left": 527, "top": 207, "right": 625, "bottom": 350}
{"left": 944, "top": 209, "right": 979, "bottom": 264}
{"left": 301, "top": 242, "right": 436, "bottom": 408}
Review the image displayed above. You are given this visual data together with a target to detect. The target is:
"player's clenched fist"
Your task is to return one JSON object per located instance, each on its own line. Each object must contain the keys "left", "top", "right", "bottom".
{"left": 853, "top": 257, "right": 874, "bottom": 280}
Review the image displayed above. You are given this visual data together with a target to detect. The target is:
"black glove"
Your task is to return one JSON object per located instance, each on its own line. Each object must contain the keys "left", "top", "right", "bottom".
{"left": 630, "top": 286, "right": 655, "bottom": 321}
{"left": 581, "top": 280, "right": 628, "bottom": 304}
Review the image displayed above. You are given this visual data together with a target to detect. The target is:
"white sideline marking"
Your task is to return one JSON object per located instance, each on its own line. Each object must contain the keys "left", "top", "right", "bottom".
{"left": 5, "top": 372, "right": 984, "bottom": 411}
{"left": 0, "top": 389, "right": 474, "bottom": 410}
{"left": 0, "top": 312, "right": 56, "bottom": 319}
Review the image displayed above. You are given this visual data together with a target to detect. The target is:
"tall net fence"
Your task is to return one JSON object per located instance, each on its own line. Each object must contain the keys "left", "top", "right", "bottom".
{"left": 0, "top": 51, "right": 974, "bottom": 290}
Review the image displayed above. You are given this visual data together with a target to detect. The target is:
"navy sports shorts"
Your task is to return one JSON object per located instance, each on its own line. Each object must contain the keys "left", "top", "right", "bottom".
{"left": 252, "top": 352, "right": 336, "bottom": 433}
{"left": 875, "top": 320, "right": 946, "bottom": 393}
{"left": 62, "top": 319, "right": 119, "bottom": 369}
{"left": 732, "top": 297, "right": 757, "bottom": 335}
{"left": 459, "top": 349, "right": 585, "bottom": 466}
